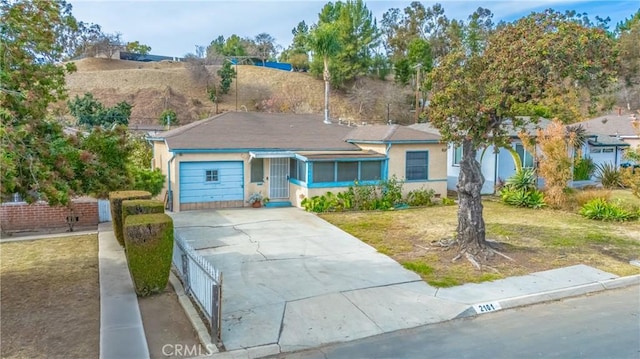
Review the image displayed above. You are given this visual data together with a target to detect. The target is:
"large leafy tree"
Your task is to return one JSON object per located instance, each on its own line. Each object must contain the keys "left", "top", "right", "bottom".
{"left": 427, "top": 10, "right": 615, "bottom": 260}
{"left": 0, "top": 0, "right": 150, "bottom": 204}
{"left": 308, "top": 23, "right": 341, "bottom": 124}
{"left": 1, "top": 0, "right": 81, "bottom": 204}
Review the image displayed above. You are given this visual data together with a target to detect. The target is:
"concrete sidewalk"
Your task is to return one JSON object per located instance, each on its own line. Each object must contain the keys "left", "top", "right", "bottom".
{"left": 169, "top": 208, "right": 639, "bottom": 359}
{"left": 98, "top": 222, "right": 149, "bottom": 359}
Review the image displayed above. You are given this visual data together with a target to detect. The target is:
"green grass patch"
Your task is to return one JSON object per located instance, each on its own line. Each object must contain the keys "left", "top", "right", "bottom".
{"left": 402, "top": 261, "right": 434, "bottom": 275}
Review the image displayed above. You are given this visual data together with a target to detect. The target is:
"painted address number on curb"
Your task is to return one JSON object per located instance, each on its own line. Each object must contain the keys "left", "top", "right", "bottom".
{"left": 473, "top": 302, "right": 502, "bottom": 314}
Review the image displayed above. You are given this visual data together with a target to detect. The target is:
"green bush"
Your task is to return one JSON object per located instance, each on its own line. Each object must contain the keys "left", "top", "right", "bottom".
{"left": 124, "top": 213, "right": 174, "bottom": 296}
{"left": 500, "top": 188, "right": 546, "bottom": 209}
{"left": 596, "top": 163, "right": 624, "bottom": 189}
{"left": 579, "top": 198, "right": 638, "bottom": 221}
{"left": 501, "top": 169, "right": 545, "bottom": 208}
{"left": 406, "top": 187, "right": 436, "bottom": 207}
{"left": 109, "top": 190, "right": 152, "bottom": 246}
{"left": 573, "top": 157, "right": 596, "bottom": 181}
{"left": 122, "top": 199, "right": 164, "bottom": 235}
{"left": 505, "top": 168, "right": 537, "bottom": 191}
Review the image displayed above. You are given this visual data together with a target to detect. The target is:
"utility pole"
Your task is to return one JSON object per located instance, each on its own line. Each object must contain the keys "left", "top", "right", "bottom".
{"left": 414, "top": 63, "right": 422, "bottom": 124}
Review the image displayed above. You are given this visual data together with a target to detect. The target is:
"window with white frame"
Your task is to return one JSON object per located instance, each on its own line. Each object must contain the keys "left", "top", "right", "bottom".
{"left": 515, "top": 144, "right": 534, "bottom": 168}
{"left": 406, "top": 151, "right": 429, "bottom": 181}
{"left": 453, "top": 145, "right": 463, "bottom": 165}
{"left": 205, "top": 169, "right": 219, "bottom": 182}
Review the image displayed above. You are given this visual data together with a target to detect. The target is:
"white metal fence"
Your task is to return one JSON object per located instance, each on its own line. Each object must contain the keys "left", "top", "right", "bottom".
{"left": 172, "top": 232, "right": 223, "bottom": 344}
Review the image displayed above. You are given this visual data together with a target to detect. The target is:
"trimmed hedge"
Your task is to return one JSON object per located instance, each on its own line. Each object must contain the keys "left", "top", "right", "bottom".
{"left": 122, "top": 200, "right": 165, "bottom": 235}
{"left": 124, "top": 213, "right": 174, "bottom": 296}
{"left": 109, "top": 190, "right": 152, "bottom": 246}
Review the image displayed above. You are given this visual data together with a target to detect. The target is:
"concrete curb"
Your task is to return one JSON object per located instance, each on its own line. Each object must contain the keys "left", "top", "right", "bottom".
{"left": 169, "top": 272, "right": 218, "bottom": 355}
{"left": 0, "top": 229, "right": 98, "bottom": 243}
{"left": 476, "top": 274, "right": 640, "bottom": 315}
{"left": 207, "top": 344, "right": 280, "bottom": 359}
{"left": 98, "top": 222, "right": 150, "bottom": 359}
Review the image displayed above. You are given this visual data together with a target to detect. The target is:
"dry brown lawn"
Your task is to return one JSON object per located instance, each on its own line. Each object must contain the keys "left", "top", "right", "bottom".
{"left": 0, "top": 235, "right": 99, "bottom": 359}
{"left": 320, "top": 194, "right": 640, "bottom": 287}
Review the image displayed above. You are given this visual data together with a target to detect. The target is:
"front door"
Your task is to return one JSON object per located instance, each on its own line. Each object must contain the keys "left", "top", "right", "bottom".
{"left": 269, "top": 158, "right": 289, "bottom": 199}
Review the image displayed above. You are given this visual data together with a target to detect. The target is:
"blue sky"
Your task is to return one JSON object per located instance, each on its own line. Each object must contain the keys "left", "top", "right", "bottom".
{"left": 68, "top": 1, "right": 639, "bottom": 57}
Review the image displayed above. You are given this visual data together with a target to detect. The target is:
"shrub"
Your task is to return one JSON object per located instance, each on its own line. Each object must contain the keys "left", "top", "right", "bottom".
{"left": 441, "top": 197, "right": 456, "bottom": 206}
{"left": 505, "top": 168, "right": 537, "bottom": 191}
{"left": 124, "top": 213, "right": 174, "bottom": 296}
{"left": 571, "top": 189, "right": 611, "bottom": 208}
{"left": 380, "top": 176, "right": 405, "bottom": 207}
{"left": 573, "top": 157, "right": 596, "bottom": 181}
{"left": 596, "top": 163, "right": 624, "bottom": 189}
{"left": 406, "top": 187, "right": 436, "bottom": 207}
{"left": 501, "top": 169, "right": 545, "bottom": 208}
{"left": 122, "top": 199, "right": 164, "bottom": 236}
{"left": 621, "top": 167, "right": 640, "bottom": 198}
{"left": 579, "top": 198, "right": 638, "bottom": 221}
{"left": 500, "top": 188, "right": 546, "bottom": 209}
{"left": 109, "top": 190, "right": 152, "bottom": 246}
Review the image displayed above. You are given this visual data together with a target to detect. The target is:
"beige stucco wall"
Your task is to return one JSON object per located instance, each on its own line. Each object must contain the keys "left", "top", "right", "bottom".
{"left": 154, "top": 141, "right": 449, "bottom": 212}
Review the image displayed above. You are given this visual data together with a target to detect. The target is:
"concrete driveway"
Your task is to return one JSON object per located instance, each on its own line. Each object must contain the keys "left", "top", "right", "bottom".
{"left": 169, "top": 207, "right": 468, "bottom": 353}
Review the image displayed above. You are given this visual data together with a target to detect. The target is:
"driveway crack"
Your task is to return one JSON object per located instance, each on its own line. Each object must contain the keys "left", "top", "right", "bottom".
{"left": 342, "top": 292, "right": 384, "bottom": 332}
{"left": 234, "top": 225, "right": 267, "bottom": 260}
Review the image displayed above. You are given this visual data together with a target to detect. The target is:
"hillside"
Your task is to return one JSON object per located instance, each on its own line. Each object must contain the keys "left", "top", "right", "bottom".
{"left": 62, "top": 58, "right": 414, "bottom": 126}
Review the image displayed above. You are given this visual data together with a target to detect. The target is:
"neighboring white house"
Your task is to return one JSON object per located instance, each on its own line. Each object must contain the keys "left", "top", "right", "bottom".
{"left": 576, "top": 111, "right": 638, "bottom": 169}
{"left": 411, "top": 116, "right": 631, "bottom": 194}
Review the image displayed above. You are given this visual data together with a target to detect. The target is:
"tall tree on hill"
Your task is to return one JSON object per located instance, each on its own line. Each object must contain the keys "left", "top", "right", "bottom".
{"left": 311, "top": 0, "right": 380, "bottom": 88}
{"left": 254, "top": 33, "right": 276, "bottom": 65}
{"left": 308, "top": 23, "right": 341, "bottom": 124}
{"left": 615, "top": 10, "right": 640, "bottom": 110}
{"left": 280, "top": 21, "right": 310, "bottom": 71}
{"left": 427, "top": 9, "right": 615, "bottom": 261}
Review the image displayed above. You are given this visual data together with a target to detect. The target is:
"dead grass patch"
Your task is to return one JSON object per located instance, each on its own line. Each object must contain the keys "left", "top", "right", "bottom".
{"left": 320, "top": 199, "right": 640, "bottom": 287}
{"left": 0, "top": 235, "right": 99, "bottom": 359}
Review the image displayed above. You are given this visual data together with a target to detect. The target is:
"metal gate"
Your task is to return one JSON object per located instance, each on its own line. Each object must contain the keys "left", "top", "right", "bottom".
{"left": 98, "top": 199, "right": 111, "bottom": 222}
{"left": 269, "top": 158, "right": 289, "bottom": 199}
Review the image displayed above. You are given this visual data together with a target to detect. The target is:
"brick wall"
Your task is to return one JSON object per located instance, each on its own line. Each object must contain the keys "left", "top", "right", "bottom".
{"left": 0, "top": 199, "right": 99, "bottom": 232}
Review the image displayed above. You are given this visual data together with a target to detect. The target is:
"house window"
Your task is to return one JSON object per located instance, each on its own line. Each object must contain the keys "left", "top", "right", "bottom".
{"left": 205, "top": 169, "right": 219, "bottom": 182}
{"left": 406, "top": 151, "right": 429, "bottom": 181}
{"left": 337, "top": 162, "right": 358, "bottom": 182}
{"left": 515, "top": 144, "right": 534, "bottom": 168}
{"left": 251, "top": 158, "right": 264, "bottom": 182}
{"left": 453, "top": 145, "right": 463, "bottom": 165}
{"left": 602, "top": 147, "right": 615, "bottom": 153}
{"left": 313, "top": 162, "right": 335, "bottom": 183}
{"left": 360, "top": 161, "right": 382, "bottom": 181}
{"left": 311, "top": 160, "right": 384, "bottom": 183}
{"left": 289, "top": 158, "right": 307, "bottom": 182}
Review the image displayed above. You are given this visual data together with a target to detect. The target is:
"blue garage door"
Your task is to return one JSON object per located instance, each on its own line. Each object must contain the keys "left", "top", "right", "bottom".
{"left": 179, "top": 161, "right": 244, "bottom": 204}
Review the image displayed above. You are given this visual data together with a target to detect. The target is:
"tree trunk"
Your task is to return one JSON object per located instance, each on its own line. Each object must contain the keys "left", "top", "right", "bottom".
{"left": 323, "top": 56, "right": 330, "bottom": 124}
{"left": 456, "top": 139, "right": 487, "bottom": 253}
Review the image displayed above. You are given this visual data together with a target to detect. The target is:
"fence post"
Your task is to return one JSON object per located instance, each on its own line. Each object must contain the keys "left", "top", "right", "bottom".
{"left": 181, "top": 253, "right": 190, "bottom": 293}
{"left": 211, "top": 281, "right": 220, "bottom": 344}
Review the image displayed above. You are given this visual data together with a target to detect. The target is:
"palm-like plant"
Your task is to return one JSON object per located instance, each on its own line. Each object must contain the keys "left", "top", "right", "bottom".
{"left": 309, "top": 23, "right": 341, "bottom": 124}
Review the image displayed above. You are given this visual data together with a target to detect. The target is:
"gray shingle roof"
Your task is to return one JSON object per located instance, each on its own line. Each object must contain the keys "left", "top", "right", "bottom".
{"left": 158, "top": 112, "right": 360, "bottom": 151}
{"left": 156, "top": 112, "right": 442, "bottom": 151}
{"left": 345, "top": 124, "right": 441, "bottom": 142}
{"left": 577, "top": 112, "right": 640, "bottom": 138}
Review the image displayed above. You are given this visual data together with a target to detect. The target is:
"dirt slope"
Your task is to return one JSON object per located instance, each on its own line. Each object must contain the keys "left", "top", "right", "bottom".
{"left": 63, "top": 57, "right": 413, "bottom": 126}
